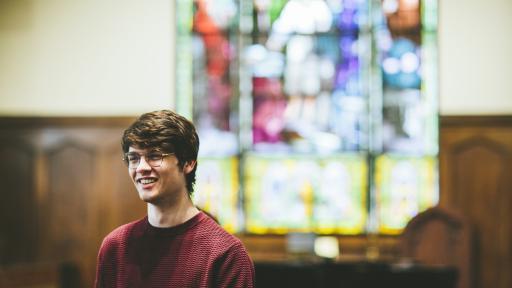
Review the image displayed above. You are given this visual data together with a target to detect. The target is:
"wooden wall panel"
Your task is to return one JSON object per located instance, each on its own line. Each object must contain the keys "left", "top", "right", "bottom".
{"left": 0, "top": 141, "right": 37, "bottom": 265}
{"left": 105, "top": 145, "right": 146, "bottom": 231}
{"left": 0, "top": 118, "right": 136, "bottom": 288}
{"left": 46, "top": 144, "right": 93, "bottom": 256}
{"left": 2, "top": 115, "right": 510, "bottom": 288}
{"left": 44, "top": 143, "right": 96, "bottom": 285}
{"left": 440, "top": 116, "right": 512, "bottom": 288}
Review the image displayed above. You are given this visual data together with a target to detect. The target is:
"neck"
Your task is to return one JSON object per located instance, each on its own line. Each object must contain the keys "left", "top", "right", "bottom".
{"left": 147, "top": 195, "right": 199, "bottom": 228}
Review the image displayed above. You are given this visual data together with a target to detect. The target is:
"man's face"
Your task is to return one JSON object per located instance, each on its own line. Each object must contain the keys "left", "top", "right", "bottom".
{"left": 127, "top": 147, "right": 193, "bottom": 205}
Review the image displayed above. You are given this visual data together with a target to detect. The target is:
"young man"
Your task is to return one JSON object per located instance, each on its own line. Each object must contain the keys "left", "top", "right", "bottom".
{"left": 95, "top": 110, "right": 255, "bottom": 287}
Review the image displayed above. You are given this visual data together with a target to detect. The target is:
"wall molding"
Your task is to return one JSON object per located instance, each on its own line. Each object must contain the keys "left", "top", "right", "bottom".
{"left": 0, "top": 116, "right": 135, "bottom": 128}
{"left": 441, "top": 115, "right": 512, "bottom": 127}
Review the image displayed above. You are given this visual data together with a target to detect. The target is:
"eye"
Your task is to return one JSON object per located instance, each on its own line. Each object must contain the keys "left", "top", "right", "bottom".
{"left": 126, "top": 154, "right": 140, "bottom": 163}
{"left": 147, "top": 153, "right": 163, "bottom": 161}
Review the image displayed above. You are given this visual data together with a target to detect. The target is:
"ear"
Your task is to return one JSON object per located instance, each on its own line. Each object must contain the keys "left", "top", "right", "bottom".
{"left": 183, "top": 160, "right": 196, "bottom": 174}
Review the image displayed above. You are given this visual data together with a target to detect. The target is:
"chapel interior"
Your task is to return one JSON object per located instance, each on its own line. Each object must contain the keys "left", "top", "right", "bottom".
{"left": 0, "top": 1, "right": 511, "bottom": 288}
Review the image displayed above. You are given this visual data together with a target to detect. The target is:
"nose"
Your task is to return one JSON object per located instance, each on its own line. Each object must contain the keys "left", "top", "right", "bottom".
{"left": 135, "top": 156, "right": 152, "bottom": 172}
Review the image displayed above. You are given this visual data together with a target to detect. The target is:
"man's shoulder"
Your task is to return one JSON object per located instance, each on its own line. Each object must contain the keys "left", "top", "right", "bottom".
{"left": 196, "top": 213, "right": 244, "bottom": 249}
{"left": 101, "top": 217, "right": 147, "bottom": 248}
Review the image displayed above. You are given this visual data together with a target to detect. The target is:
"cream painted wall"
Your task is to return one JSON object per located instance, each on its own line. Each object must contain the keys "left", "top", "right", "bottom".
{"left": 0, "top": 0, "right": 175, "bottom": 116}
{"left": 439, "top": 0, "right": 512, "bottom": 115}
{"left": 0, "top": 0, "right": 510, "bottom": 116}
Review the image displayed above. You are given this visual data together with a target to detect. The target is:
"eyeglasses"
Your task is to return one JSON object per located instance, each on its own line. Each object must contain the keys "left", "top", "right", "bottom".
{"left": 123, "top": 151, "right": 173, "bottom": 169}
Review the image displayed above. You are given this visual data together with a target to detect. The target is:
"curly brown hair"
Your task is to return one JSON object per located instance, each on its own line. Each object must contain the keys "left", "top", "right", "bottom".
{"left": 121, "top": 110, "right": 199, "bottom": 195}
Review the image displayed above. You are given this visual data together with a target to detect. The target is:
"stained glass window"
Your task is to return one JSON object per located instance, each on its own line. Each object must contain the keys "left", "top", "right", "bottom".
{"left": 176, "top": 0, "right": 438, "bottom": 235}
{"left": 244, "top": 153, "right": 367, "bottom": 234}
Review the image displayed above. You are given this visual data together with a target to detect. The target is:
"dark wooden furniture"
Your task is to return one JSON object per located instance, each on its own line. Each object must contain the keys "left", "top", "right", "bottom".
{"left": 255, "top": 260, "right": 458, "bottom": 288}
{"left": 400, "top": 205, "right": 472, "bottom": 288}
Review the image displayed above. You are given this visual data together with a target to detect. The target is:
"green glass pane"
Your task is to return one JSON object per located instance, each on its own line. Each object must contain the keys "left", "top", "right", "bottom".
{"left": 194, "top": 156, "right": 240, "bottom": 233}
{"left": 374, "top": 154, "right": 438, "bottom": 234}
{"left": 244, "top": 153, "right": 368, "bottom": 234}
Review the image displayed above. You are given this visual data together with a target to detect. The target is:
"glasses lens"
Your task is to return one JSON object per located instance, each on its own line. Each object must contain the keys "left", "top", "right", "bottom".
{"left": 124, "top": 152, "right": 165, "bottom": 168}
{"left": 147, "top": 152, "right": 164, "bottom": 167}
{"left": 124, "top": 153, "right": 140, "bottom": 167}
{"left": 124, "top": 153, "right": 140, "bottom": 168}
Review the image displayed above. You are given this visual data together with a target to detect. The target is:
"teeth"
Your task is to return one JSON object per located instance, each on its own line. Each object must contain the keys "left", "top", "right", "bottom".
{"left": 140, "top": 178, "right": 156, "bottom": 184}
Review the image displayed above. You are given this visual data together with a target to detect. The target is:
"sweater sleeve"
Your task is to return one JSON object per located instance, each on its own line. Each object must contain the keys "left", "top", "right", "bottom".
{"left": 94, "top": 234, "right": 118, "bottom": 288}
{"left": 212, "top": 241, "right": 255, "bottom": 288}
{"left": 94, "top": 241, "right": 106, "bottom": 288}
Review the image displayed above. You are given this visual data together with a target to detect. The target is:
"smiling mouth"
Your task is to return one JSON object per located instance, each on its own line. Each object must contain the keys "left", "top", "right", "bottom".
{"left": 138, "top": 178, "right": 157, "bottom": 185}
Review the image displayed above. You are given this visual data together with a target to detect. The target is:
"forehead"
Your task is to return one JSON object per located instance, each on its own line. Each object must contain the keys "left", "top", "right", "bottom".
{"left": 127, "top": 146, "right": 160, "bottom": 153}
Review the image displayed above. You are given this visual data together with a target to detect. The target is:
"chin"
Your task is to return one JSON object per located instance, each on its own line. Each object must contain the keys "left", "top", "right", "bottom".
{"left": 138, "top": 190, "right": 157, "bottom": 203}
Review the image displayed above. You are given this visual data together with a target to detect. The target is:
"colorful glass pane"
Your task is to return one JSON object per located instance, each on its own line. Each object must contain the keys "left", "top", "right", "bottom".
{"left": 374, "top": 154, "right": 438, "bottom": 234}
{"left": 193, "top": 157, "right": 240, "bottom": 233}
{"left": 177, "top": 0, "right": 439, "bottom": 235}
{"left": 246, "top": 0, "right": 370, "bottom": 153}
{"left": 244, "top": 153, "right": 367, "bottom": 234}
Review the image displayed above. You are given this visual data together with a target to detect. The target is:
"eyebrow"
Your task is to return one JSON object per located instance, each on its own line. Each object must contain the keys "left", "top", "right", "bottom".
{"left": 128, "top": 148, "right": 164, "bottom": 153}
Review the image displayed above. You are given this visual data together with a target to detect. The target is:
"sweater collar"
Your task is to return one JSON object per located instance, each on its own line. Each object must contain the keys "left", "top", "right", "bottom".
{"left": 145, "top": 211, "right": 206, "bottom": 236}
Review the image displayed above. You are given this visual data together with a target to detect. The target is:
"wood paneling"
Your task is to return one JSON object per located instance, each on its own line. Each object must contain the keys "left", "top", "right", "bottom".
{"left": 440, "top": 115, "right": 512, "bottom": 288}
{"left": 0, "top": 262, "right": 59, "bottom": 288}
{"left": 1, "top": 115, "right": 511, "bottom": 288}
{"left": 0, "top": 117, "right": 140, "bottom": 288}
{"left": 0, "top": 140, "right": 37, "bottom": 265}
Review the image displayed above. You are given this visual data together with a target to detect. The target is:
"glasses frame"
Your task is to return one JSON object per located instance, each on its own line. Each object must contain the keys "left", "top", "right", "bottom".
{"left": 122, "top": 151, "right": 174, "bottom": 169}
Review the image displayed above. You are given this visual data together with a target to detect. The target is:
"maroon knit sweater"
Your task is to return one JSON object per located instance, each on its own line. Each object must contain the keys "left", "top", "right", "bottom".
{"left": 95, "top": 212, "right": 255, "bottom": 288}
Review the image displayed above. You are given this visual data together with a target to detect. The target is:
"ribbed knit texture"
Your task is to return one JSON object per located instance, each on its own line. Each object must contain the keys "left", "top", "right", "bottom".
{"left": 95, "top": 212, "right": 255, "bottom": 288}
